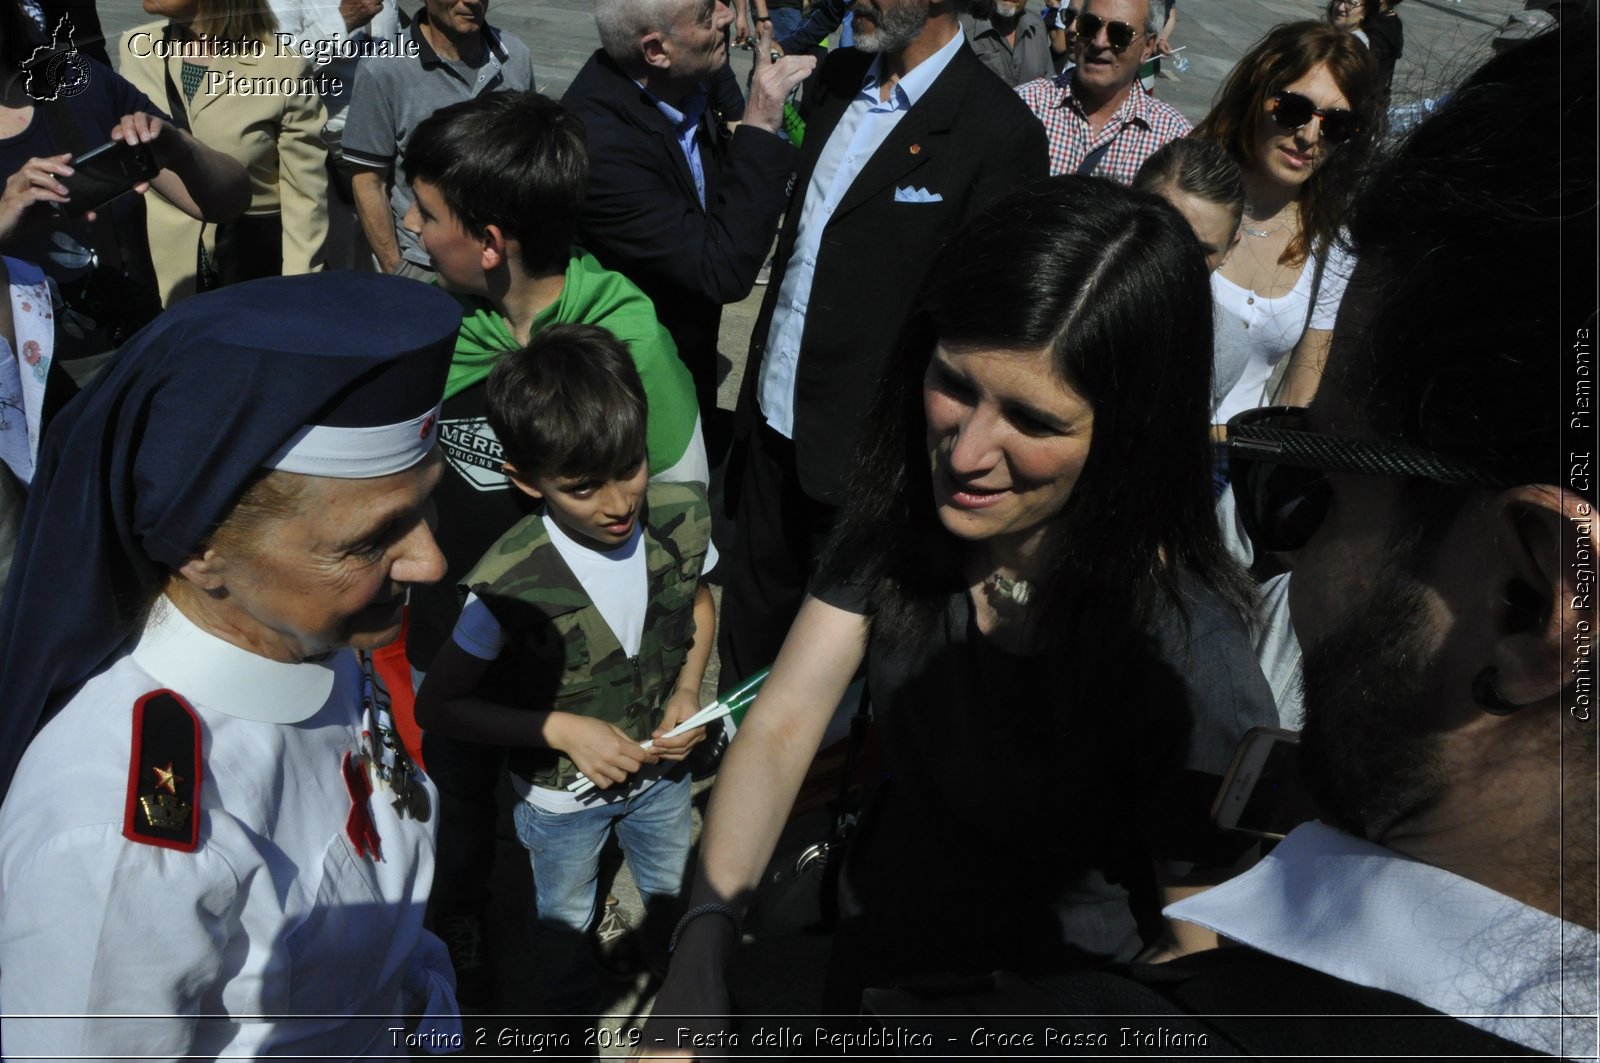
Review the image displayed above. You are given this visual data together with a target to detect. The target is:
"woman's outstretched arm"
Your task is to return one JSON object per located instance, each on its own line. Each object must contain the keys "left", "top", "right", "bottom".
{"left": 639, "top": 595, "right": 869, "bottom": 1056}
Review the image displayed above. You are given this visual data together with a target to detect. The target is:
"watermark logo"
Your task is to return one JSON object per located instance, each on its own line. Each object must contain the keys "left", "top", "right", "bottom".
{"left": 24, "top": 15, "right": 92, "bottom": 102}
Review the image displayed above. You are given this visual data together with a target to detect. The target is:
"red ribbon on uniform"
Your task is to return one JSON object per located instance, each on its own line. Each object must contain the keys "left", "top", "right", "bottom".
{"left": 341, "top": 751, "right": 382, "bottom": 860}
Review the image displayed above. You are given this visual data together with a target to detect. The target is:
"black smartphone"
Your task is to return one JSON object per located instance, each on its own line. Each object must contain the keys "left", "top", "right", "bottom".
{"left": 1211, "top": 726, "right": 1317, "bottom": 840}
{"left": 61, "top": 140, "right": 161, "bottom": 217}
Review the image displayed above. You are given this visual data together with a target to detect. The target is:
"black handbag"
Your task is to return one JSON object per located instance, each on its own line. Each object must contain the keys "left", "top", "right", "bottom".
{"left": 750, "top": 685, "right": 876, "bottom": 936}
{"left": 51, "top": 264, "right": 162, "bottom": 347}
{"left": 196, "top": 212, "right": 283, "bottom": 291}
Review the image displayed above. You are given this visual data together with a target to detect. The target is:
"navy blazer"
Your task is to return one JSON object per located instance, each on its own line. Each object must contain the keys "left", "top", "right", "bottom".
{"left": 736, "top": 41, "right": 1049, "bottom": 506}
{"left": 563, "top": 51, "right": 799, "bottom": 404}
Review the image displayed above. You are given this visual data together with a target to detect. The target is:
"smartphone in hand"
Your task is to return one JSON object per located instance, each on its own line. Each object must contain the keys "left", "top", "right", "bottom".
{"left": 1211, "top": 726, "right": 1317, "bottom": 840}
{"left": 60, "top": 140, "right": 160, "bottom": 217}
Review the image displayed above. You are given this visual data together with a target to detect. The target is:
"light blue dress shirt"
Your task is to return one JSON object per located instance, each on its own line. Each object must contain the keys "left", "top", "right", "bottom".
{"left": 757, "top": 29, "right": 964, "bottom": 438}
{"left": 645, "top": 86, "right": 709, "bottom": 209}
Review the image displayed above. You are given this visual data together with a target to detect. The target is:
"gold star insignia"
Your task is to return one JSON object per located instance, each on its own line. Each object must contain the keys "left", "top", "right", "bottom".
{"left": 152, "top": 762, "right": 182, "bottom": 795}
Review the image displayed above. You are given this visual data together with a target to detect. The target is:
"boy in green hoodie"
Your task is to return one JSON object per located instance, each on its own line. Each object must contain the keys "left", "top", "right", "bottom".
{"left": 398, "top": 90, "right": 706, "bottom": 1008}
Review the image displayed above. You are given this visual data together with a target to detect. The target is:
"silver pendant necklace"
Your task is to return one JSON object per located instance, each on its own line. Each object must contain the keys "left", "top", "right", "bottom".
{"left": 985, "top": 572, "right": 1034, "bottom": 606}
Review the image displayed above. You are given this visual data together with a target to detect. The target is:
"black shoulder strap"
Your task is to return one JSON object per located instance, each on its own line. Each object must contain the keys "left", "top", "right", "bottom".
{"left": 122, "top": 689, "right": 203, "bottom": 852}
{"left": 1074, "top": 140, "right": 1113, "bottom": 177}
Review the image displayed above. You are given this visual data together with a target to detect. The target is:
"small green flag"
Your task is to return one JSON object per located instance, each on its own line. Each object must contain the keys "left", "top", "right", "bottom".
{"left": 782, "top": 102, "right": 806, "bottom": 147}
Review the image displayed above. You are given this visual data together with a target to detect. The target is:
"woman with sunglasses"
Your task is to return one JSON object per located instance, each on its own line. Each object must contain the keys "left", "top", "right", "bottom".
{"left": 1193, "top": 21, "right": 1377, "bottom": 430}
{"left": 646, "top": 177, "right": 1276, "bottom": 1029}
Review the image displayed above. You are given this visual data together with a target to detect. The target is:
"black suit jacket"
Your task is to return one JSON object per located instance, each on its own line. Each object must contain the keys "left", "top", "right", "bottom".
{"left": 863, "top": 948, "right": 1543, "bottom": 1059}
{"left": 736, "top": 40, "right": 1049, "bottom": 506}
{"left": 562, "top": 51, "right": 798, "bottom": 406}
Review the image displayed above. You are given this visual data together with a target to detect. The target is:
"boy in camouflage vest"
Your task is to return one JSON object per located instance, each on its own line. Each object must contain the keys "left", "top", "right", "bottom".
{"left": 415, "top": 323, "right": 716, "bottom": 1012}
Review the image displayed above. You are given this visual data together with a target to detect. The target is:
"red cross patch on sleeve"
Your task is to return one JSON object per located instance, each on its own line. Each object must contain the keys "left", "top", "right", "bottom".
{"left": 122, "top": 690, "right": 203, "bottom": 852}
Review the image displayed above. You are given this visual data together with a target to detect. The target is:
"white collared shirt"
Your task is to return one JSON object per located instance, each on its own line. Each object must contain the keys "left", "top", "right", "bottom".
{"left": 758, "top": 28, "right": 965, "bottom": 438}
{"left": 0, "top": 599, "right": 456, "bottom": 1057}
{"left": 1168, "top": 821, "right": 1600, "bottom": 1058}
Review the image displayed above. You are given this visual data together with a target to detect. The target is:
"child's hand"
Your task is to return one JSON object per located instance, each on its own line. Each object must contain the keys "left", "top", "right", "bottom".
{"left": 552, "top": 714, "right": 655, "bottom": 789}
{"left": 651, "top": 689, "right": 708, "bottom": 762}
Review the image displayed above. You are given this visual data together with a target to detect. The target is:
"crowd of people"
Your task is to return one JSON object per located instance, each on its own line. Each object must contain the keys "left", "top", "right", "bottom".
{"left": 0, "top": 0, "right": 1591, "bottom": 1058}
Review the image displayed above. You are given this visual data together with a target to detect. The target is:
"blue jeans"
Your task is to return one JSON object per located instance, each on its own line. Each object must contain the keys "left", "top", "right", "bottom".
{"left": 767, "top": 5, "right": 803, "bottom": 41}
{"left": 512, "top": 771, "right": 693, "bottom": 1009}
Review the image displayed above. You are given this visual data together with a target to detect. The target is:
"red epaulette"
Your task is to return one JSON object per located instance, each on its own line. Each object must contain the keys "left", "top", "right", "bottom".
{"left": 122, "top": 690, "right": 203, "bottom": 852}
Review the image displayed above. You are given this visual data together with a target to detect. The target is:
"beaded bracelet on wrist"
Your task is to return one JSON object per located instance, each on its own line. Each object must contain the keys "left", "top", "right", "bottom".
{"left": 668, "top": 902, "right": 742, "bottom": 954}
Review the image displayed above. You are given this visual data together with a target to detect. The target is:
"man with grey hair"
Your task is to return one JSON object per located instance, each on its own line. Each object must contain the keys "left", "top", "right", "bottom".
{"left": 717, "top": 0, "right": 1047, "bottom": 686}
{"left": 1014, "top": 0, "right": 1189, "bottom": 180}
{"left": 959, "top": 0, "right": 1056, "bottom": 87}
{"left": 562, "top": 1, "right": 815, "bottom": 441}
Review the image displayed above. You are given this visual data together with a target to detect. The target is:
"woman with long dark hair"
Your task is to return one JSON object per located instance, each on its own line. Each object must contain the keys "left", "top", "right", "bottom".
{"left": 651, "top": 177, "right": 1276, "bottom": 1022}
{"left": 1193, "top": 21, "right": 1378, "bottom": 424}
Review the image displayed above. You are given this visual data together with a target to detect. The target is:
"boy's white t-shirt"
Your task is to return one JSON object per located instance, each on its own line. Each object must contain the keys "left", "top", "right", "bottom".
{"left": 449, "top": 514, "right": 717, "bottom": 813}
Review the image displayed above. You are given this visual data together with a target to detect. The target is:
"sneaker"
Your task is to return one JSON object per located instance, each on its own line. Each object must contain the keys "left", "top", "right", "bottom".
{"left": 754, "top": 257, "right": 773, "bottom": 286}
{"left": 437, "top": 912, "right": 495, "bottom": 1012}
{"left": 593, "top": 896, "right": 639, "bottom": 981}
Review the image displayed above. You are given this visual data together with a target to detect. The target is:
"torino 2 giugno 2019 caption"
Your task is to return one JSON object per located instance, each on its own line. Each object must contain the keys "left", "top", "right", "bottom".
{"left": 391, "top": 1022, "right": 1211, "bottom": 1053}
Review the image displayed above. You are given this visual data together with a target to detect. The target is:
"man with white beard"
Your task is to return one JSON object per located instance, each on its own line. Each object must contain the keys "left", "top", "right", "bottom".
{"left": 958, "top": 0, "right": 1055, "bottom": 86}
{"left": 1014, "top": 0, "right": 1188, "bottom": 180}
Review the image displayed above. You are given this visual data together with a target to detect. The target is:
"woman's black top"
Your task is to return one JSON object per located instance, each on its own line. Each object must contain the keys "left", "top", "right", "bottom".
{"left": 813, "top": 575, "right": 1277, "bottom": 1006}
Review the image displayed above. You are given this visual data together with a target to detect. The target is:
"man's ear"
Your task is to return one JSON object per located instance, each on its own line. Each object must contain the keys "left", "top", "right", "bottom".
{"left": 641, "top": 30, "right": 672, "bottom": 71}
{"left": 481, "top": 223, "right": 507, "bottom": 272}
{"left": 502, "top": 462, "right": 544, "bottom": 502}
{"left": 1487, "top": 486, "right": 1593, "bottom": 707}
{"left": 176, "top": 548, "right": 228, "bottom": 592}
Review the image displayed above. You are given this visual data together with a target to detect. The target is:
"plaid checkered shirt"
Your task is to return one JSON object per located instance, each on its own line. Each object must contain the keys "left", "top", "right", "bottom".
{"left": 1015, "top": 75, "right": 1192, "bottom": 184}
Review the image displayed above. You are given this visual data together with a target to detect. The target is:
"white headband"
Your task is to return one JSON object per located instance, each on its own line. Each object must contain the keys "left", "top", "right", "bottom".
{"left": 265, "top": 403, "right": 441, "bottom": 478}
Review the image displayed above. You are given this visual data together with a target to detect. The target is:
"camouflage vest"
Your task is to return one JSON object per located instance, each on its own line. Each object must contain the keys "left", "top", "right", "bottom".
{"left": 462, "top": 481, "right": 711, "bottom": 791}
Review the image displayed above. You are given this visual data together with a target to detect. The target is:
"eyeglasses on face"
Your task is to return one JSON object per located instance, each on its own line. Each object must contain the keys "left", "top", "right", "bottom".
{"left": 1075, "top": 12, "right": 1143, "bottom": 53}
{"left": 1267, "top": 89, "right": 1362, "bottom": 145}
{"left": 1225, "top": 406, "right": 1509, "bottom": 553}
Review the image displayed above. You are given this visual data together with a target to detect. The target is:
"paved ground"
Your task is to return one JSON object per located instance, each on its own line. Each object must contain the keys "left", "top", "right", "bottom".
{"left": 85, "top": 0, "right": 1528, "bottom": 1054}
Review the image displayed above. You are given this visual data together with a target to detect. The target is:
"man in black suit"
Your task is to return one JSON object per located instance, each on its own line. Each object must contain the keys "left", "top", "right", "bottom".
{"left": 563, "top": 1, "right": 815, "bottom": 446}
{"left": 720, "top": 0, "right": 1048, "bottom": 683}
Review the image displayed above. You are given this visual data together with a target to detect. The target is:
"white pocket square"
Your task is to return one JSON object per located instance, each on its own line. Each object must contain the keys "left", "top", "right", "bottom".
{"left": 894, "top": 185, "right": 944, "bottom": 203}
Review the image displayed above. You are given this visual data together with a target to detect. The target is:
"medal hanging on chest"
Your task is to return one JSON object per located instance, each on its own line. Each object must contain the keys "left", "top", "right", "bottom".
{"left": 358, "top": 651, "right": 432, "bottom": 822}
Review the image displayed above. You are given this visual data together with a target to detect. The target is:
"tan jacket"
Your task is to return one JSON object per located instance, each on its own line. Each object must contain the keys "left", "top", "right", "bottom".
{"left": 118, "top": 24, "right": 328, "bottom": 305}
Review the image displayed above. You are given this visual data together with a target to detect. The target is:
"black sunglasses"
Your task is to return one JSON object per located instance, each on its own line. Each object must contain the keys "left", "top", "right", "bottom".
{"left": 1075, "top": 12, "right": 1143, "bottom": 53}
{"left": 1226, "top": 407, "right": 1509, "bottom": 553}
{"left": 1267, "top": 89, "right": 1362, "bottom": 145}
